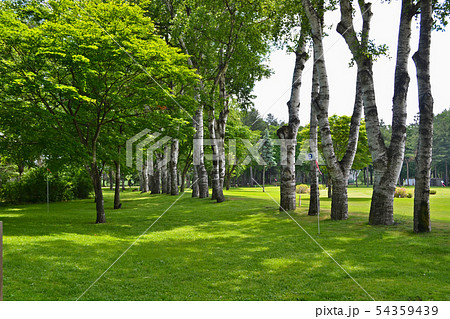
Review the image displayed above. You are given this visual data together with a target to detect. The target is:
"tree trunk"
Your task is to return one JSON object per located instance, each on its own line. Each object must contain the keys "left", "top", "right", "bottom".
{"left": 331, "top": 178, "right": 348, "bottom": 220}
{"left": 208, "top": 109, "right": 225, "bottom": 202}
{"left": 180, "top": 152, "right": 192, "bottom": 193}
{"left": 216, "top": 103, "right": 228, "bottom": 201}
{"left": 304, "top": 0, "right": 363, "bottom": 220}
{"left": 88, "top": 162, "right": 106, "bottom": 224}
{"left": 170, "top": 139, "right": 179, "bottom": 195}
{"left": 192, "top": 164, "right": 199, "bottom": 197}
{"left": 114, "top": 159, "right": 121, "bottom": 209}
{"left": 225, "top": 164, "right": 236, "bottom": 191}
{"left": 309, "top": 65, "right": 320, "bottom": 216}
{"left": 166, "top": 144, "right": 172, "bottom": 194}
{"left": 327, "top": 177, "right": 332, "bottom": 198}
{"left": 151, "top": 153, "right": 161, "bottom": 194}
{"left": 141, "top": 161, "right": 149, "bottom": 193}
{"left": 406, "top": 161, "right": 410, "bottom": 185}
{"left": 193, "top": 106, "right": 209, "bottom": 198}
{"left": 413, "top": 0, "right": 433, "bottom": 233}
{"left": 369, "top": 0, "right": 414, "bottom": 225}
{"left": 109, "top": 169, "right": 114, "bottom": 190}
{"left": 337, "top": 0, "right": 415, "bottom": 225}
{"left": 249, "top": 166, "right": 254, "bottom": 187}
{"left": 366, "top": 166, "right": 370, "bottom": 187}
{"left": 276, "top": 29, "right": 308, "bottom": 210}
{"left": 161, "top": 144, "right": 170, "bottom": 194}
{"left": 226, "top": 171, "right": 232, "bottom": 191}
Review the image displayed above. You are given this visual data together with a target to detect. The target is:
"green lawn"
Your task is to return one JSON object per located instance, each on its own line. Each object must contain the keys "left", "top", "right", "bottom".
{"left": 1, "top": 186, "right": 449, "bottom": 301}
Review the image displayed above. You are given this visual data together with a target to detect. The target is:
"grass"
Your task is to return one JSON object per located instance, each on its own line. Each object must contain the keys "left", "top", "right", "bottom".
{"left": 0, "top": 185, "right": 449, "bottom": 301}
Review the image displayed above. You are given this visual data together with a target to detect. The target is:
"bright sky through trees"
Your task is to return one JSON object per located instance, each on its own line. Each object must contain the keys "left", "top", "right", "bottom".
{"left": 253, "top": 1, "right": 450, "bottom": 125}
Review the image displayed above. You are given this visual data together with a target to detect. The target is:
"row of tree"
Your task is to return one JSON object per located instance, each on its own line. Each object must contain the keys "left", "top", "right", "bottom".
{"left": 0, "top": 0, "right": 448, "bottom": 234}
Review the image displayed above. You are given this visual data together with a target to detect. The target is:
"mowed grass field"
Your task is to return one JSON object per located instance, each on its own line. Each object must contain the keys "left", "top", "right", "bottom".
{"left": 0, "top": 185, "right": 449, "bottom": 301}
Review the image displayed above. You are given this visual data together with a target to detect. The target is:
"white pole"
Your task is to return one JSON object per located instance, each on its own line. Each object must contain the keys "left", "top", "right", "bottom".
{"left": 318, "top": 210, "right": 320, "bottom": 235}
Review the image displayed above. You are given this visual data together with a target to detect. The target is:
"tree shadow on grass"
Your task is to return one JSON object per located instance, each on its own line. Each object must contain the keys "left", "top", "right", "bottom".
{"left": 2, "top": 189, "right": 449, "bottom": 301}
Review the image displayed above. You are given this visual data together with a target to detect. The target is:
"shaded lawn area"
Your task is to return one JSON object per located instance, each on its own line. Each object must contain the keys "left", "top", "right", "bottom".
{"left": 0, "top": 186, "right": 449, "bottom": 301}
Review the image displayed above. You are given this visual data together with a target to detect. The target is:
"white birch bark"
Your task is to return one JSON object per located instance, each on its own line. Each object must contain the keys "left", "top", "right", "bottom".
{"left": 276, "top": 29, "right": 308, "bottom": 211}
{"left": 303, "top": 0, "right": 364, "bottom": 219}
{"left": 170, "top": 139, "right": 179, "bottom": 195}
{"left": 413, "top": 0, "right": 433, "bottom": 232}
{"left": 337, "top": 0, "right": 417, "bottom": 225}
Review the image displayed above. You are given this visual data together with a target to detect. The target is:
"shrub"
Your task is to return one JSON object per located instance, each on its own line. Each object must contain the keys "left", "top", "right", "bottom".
{"left": 394, "top": 187, "right": 413, "bottom": 198}
{"left": 430, "top": 189, "right": 437, "bottom": 195}
{"left": 318, "top": 184, "right": 327, "bottom": 190}
{"left": 296, "top": 184, "right": 310, "bottom": 194}
{"left": 0, "top": 167, "right": 92, "bottom": 203}
{"left": 72, "top": 169, "right": 93, "bottom": 199}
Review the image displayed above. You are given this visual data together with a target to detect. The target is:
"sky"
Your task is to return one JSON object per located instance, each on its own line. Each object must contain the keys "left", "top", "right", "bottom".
{"left": 251, "top": 1, "right": 450, "bottom": 126}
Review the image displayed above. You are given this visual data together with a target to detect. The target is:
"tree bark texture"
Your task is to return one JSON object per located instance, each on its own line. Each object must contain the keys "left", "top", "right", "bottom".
{"left": 304, "top": 0, "right": 364, "bottom": 220}
{"left": 208, "top": 109, "right": 225, "bottom": 202}
{"left": 170, "top": 139, "right": 179, "bottom": 195}
{"left": 109, "top": 169, "right": 114, "bottom": 190}
{"left": 337, "top": 0, "right": 415, "bottom": 225}
{"left": 114, "top": 159, "right": 121, "bottom": 209}
{"left": 276, "top": 31, "right": 308, "bottom": 211}
{"left": 151, "top": 153, "right": 162, "bottom": 194}
{"left": 216, "top": 75, "right": 229, "bottom": 197}
{"left": 194, "top": 106, "right": 209, "bottom": 198}
{"left": 192, "top": 164, "right": 199, "bottom": 197}
{"left": 165, "top": 144, "right": 172, "bottom": 194}
{"left": 141, "top": 160, "right": 150, "bottom": 193}
{"left": 413, "top": 0, "right": 433, "bottom": 233}
{"left": 309, "top": 65, "right": 320, "bottom": 216}
{"left": 88, "top": 162, "right": 106, "bottom": 224}
{"left": 161, "top": 144, "right": 169, "bottom": 194}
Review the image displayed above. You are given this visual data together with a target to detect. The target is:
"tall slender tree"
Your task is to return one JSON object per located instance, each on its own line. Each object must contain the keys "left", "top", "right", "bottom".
{"left": 302, "top": 0, "right": 364, "bottom": 220}
{"left": 413, "top": 0, "right": 433, "bottom": 232}
{"left": 308, "top": 65, "right": 320, "bottom": 216}
{"left": 337, "top": 0, "right": 418, "bottom": 225}
{"left": 277, "top": 28, "right": 309, "bottom": 211}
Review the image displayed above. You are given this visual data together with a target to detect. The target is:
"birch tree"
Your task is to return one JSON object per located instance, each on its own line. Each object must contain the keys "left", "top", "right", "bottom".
{"left": 308, "top": 66, "right": 320, "bottom": 216}
{"left": 301, "top": 0, "right": 364, "bottom": 219}
{"left": 413, "top": 0, "right": 433, "bottom": 232}
{"left": 337, "top": 0, "right": 418, "bottom": 225}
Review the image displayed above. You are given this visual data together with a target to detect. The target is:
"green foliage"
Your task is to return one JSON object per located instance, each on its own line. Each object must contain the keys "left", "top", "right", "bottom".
{"left": 296, "top": 184, "right": 310, "bottom": 194}
{"left": 299, "top": 115, "right": 371, "bottom": 170}
{"left": 261, "top": 129, "right": 276, "bottom": 167}
{"left": 432, "top": 109, "right": 450, "bottom": 173}
{"left": 72, "top": 168, "right": 94, "bottom": 199}
{"left": 0, "top": 166, "right": 93, "bottom": 203}
{"left": 0, "top": 0, "right": 197, "bottom": 167}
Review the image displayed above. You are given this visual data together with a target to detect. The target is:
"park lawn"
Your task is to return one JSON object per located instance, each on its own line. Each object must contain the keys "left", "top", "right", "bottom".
{"left": 0, "top": 186, "right": 448, "bottom": 301}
